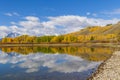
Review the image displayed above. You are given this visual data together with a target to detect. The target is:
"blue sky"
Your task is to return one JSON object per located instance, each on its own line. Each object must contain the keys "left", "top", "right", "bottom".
{"left": 0, "top": 0, "right": 120, "bottom": 37}
{"left": 1, "top": 0, "right": 120, "bottom": 23}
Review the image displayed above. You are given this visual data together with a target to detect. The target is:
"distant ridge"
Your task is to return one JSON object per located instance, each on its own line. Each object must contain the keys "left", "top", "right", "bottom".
{"left": 6, "top": 32, "right": 20, "bottom": 38}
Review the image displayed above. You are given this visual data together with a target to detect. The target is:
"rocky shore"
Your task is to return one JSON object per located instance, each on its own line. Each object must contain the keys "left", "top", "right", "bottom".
{"left": 88, "top": 51, "right": 120, "bottom": 80}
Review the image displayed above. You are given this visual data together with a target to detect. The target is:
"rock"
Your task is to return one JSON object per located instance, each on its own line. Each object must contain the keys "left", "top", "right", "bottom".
{"left": 88, "top": 51, "right": 120, "bottom": 80}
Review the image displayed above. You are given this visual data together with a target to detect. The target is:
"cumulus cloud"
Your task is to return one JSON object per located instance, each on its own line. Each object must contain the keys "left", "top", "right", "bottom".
{"left": 19, "top": 16, "right": 41, "bottom": 28}
{"left": 25, "top": 16, "right": 40, "bottom": 21}
{"left": 0, "top": 15, "right": 120, "bottom": 38}
{"left": 0, "top": 26, "right": 10, "bottom": 37}
{"left": 42, "top": 15, "right": 120, "bottom": 34}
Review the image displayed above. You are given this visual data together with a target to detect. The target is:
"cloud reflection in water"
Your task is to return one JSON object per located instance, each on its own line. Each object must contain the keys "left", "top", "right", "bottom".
{"left": 0, "top": 52, "right": 101, "bottom": 74}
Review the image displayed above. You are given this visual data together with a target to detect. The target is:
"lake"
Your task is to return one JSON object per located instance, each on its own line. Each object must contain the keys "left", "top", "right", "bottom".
{"left": 0, "top": 46, "right": 116, "bottom": 80}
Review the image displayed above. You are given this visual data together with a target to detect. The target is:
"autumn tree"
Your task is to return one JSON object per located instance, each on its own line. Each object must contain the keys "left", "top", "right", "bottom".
{"left": 117, "top": 32, "right": 120, "bottom": 43}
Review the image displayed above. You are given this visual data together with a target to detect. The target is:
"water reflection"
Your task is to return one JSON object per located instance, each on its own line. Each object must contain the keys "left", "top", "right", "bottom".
{"left": 1, "top": 46, "right": 114, "bottom": 61}
{"left": 0, "top": 52, "right": 101, "bottom": 73}
{"left": 0, "top": 46, "right": 116, "bottom": 80}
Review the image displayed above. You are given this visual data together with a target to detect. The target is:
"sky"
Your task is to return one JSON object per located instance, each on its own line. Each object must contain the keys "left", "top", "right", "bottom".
{"left": 0, "top": 0, "right": 120, "bottom": 37}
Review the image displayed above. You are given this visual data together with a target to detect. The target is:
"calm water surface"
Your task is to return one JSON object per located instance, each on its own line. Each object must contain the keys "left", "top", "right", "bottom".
{"left": 0, "top": 46, "right": 116, "bottom": 80}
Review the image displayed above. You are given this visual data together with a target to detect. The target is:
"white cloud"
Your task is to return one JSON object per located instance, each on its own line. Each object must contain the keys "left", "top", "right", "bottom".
{"left": 42, "top": 15, "right": 119, "bottom": 33}
{"left": 19, "top": 16, "right": 42, "bottom": 28}
{"left": 92, "top": 13, "right": 97, "bottom": 17}
{"left": 102, "top": 8, "right": 120, "bottom": 15}
{"left": 86, "top": 12, "right": 91, "bottom": 15}
{"left": 0, "top": 26, "right": 10, "bottom": 37}
{"left": 4, "top": 13, "right": 13, "bottom": 16}
{"left": 4, "top": 12, "right": 20, "bottom": 16}
{"left": 10, "top": 22, "right": 16, "bottom": 25}
{"left": 13, "top": 12, "right": 20, "bottom": 16}
{"left": 25, "top": 16, "right": 40, "bottom": 21}
{"left": 19, "top": 20, "right": 41, "bottom": 28}
{"left": 0, "top": 15, "right": 120, "bottom": 38}
{"left": 86, "top": 12, "right": 97, "bottom": 17}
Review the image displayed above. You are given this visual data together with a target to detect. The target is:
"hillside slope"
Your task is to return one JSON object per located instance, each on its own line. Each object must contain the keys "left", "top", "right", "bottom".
{"left": 104, "top": 22, "right": 120, "bottom": 34}
{"left": 69, "top": 22, "right": 120, "bottom": 36}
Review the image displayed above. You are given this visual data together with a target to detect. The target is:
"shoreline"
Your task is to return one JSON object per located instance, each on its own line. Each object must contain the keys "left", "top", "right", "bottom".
{"left": 88, "top": 51, "right": 120, "bottom": 80}
{"left": 0, "top": 43, "right": 119, "bottom": 47}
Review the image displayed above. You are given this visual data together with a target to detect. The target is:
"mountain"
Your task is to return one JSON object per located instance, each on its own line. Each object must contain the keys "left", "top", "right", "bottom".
{"left": 6, "top": 32, "right": 20, "bottom": 38}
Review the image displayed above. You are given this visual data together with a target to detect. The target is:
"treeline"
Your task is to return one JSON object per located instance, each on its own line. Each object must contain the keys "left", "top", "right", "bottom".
{"left": 1, "top": 24, "right": 120, "bottom": 43}
{"left": 0, "top": 34, "right": 119, "bottom": 43}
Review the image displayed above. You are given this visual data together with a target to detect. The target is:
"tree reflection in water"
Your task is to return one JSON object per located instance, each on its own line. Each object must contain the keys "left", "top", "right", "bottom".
{"left": 1, "top": 46, "right": 115, "bottom": 61}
